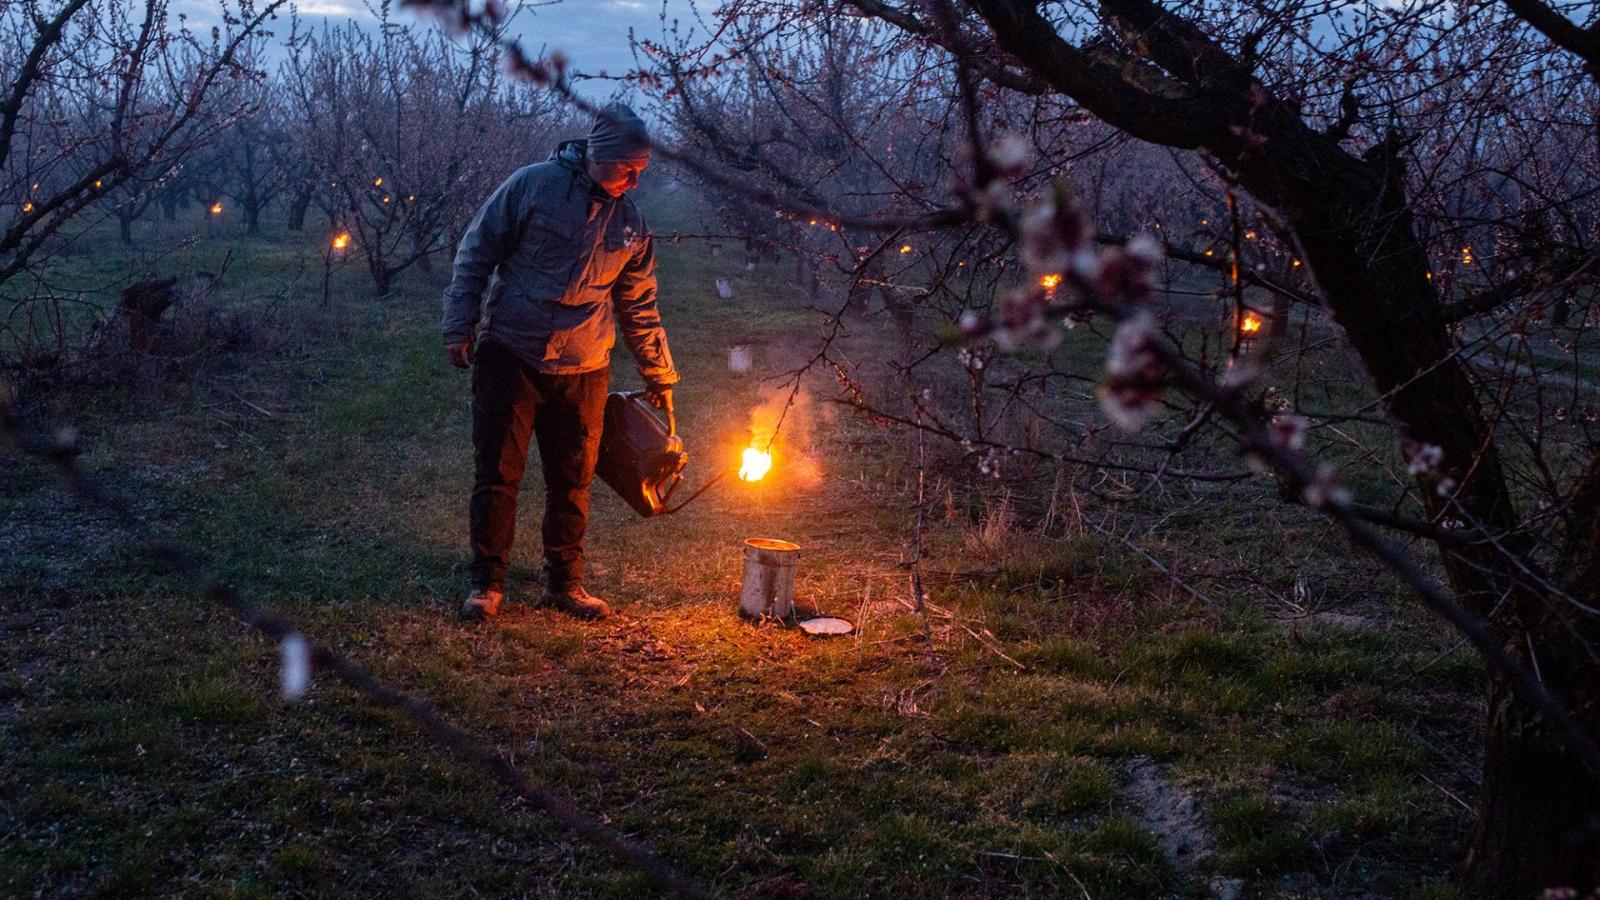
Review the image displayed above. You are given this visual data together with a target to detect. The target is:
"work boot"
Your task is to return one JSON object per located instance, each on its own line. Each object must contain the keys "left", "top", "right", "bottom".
{"left": 459, "top": 587, "right": 505, "bottom": 621}
{"left": 542, "top": 584, "right": 611, "bottom": 620}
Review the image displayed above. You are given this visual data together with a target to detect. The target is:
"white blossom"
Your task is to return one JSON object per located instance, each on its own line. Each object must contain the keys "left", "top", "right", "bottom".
{"left": 988, "top": 134, "right": 1032, "bottom": 173}
{"left": 280, "top": 633, "right": 311, "bottom": 701}
{"left": 1098, "top": 311, "right": 1166, "bottom": 432}
{"left": 1405, "top": 442, "right": 1444, "bottom": 476}
{"left": 1124, "top": 233, "right": 1163, "bottom": 265}
{"left": 1301, "top": 465, "right": 1351, "bottom": 509}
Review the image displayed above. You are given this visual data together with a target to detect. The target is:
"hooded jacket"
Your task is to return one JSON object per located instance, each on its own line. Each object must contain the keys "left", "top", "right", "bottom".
{"left": 440, "top": 140, "right": 677, "bottom": 386}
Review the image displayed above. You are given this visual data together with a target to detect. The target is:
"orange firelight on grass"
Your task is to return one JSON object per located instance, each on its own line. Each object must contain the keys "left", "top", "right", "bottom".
{"left": 739, "top": 446, "right": 773, "bottom": 482}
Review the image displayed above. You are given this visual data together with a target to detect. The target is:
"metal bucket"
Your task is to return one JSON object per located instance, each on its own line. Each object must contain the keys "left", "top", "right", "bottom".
{"left": 739, "top": 538, "right": 799, "bottom": 621}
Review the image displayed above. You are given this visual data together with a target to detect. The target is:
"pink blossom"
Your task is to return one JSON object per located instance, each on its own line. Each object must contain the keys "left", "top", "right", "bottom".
{"left": 1098, "top": 312, "right": 1167, "bottom": 432}
{"left": 1404, "top": 441, "right": 1444, "bottom": 476}
{"left": 1302, "top": 465, "right": 1351, "bottom": 509}
{"left": 988, "top": 134, "right": 1032, "bottom": 176}
{"left": 1270, "top": 414, "right": 1309, "bottom": 451}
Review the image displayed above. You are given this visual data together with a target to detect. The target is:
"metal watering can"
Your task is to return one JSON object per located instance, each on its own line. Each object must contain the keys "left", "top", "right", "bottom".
{"left": 596, "top": 391, "right": 688, "bottom": 517}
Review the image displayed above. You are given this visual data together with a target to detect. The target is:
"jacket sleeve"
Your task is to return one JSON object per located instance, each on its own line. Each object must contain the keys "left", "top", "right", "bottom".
{"left": 440, "top": 168, "right": 530, "bottom": 344}
{"left": 613, "top": 232, "right": 679, "bottom": 387}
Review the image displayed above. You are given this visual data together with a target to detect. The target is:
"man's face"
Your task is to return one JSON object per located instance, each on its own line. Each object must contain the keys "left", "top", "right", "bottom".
{"left": 588, "top": 158, "right": 648, "bottom": 197}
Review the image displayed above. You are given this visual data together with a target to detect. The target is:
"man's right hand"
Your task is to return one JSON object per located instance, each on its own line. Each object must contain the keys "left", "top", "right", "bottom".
{"left": 445, "top": 339, "right": 474, "bottom": 370}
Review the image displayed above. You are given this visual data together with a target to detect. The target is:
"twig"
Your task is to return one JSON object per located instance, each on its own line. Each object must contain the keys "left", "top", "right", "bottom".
{"left": 0, "top": 407, "right": 714, "bottom": 900}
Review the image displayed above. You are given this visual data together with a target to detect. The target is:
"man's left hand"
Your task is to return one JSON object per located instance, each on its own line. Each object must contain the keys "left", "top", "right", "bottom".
{"left": 646, "top": 385, "right": 675, "bottom": 435}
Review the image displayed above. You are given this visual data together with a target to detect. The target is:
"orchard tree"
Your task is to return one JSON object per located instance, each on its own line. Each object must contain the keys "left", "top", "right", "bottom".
{"left": 281, "top": 5, "right": 573, "bottom": 295}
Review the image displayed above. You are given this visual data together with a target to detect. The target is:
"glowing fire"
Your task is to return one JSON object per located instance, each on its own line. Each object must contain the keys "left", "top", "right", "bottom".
{"left": 209, "top": 202, "right": 223, "bottom": 215}
{"left": 739, "top": 447, "right": 773, "bottom": 482}
{"left": 899, "top": 243, "right": 913, "bottom": 254}
{"left": 1461, "top": 245, "right": 1473, "bottom": 265}
{"left": 1240, "top": 311, "right": 1264, "bottom": 334}
{"left": 331, "top": 231, "right": 350, "bottom": 251}
{"left": 373, "top": 176, "right": 383, "bottom": 187}
{"left": 21, "top": 200, "right": 33, "bottom": 213}
{"left": 1039, "top": 273, "right": 1062, "bottom": 289}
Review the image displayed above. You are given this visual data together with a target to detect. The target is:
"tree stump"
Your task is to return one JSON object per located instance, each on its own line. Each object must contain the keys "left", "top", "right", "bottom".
{"left": 122, "top": 277, "right": 179, "bottom": 356}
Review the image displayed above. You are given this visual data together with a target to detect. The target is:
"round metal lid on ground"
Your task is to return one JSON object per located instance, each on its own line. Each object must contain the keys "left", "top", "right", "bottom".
{"left": 797, "top": 616, "right": 855, "bottom": 636}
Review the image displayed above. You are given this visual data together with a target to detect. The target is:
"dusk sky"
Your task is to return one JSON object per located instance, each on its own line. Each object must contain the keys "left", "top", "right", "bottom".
{"left": 308, "top": 1, "right": 704, "bottom": 92}
{"left": 232, "top": 0, "right": 712, "bottom": 96}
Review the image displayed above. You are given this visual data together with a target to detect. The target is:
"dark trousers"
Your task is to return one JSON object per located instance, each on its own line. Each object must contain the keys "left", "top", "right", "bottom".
{"left": 470, "top": 340, "right": 608, "bottom": 592}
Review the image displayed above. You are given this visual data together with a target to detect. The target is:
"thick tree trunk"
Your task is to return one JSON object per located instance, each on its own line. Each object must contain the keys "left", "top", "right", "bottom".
{"left": 1470, "top": 670, "right": 1600, "bottom": 895}
{"left": 287, "top": 189, "right": 312, "bottom": 232}
{"left": 1256, "top": 124, "right": 1598, "bottom": 900}
{"left": 964, "top": 0, "right": 1600, "bottom": 887}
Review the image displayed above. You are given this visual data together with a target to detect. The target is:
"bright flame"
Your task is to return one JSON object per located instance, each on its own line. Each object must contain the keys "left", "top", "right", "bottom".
{"left": 1039, "top": 273, "right": 1062, "bottom": 289}
{"left": 1291, "top": 258, "right": 1302, "bottom": 267}
{"left": 21, "top": 200, "right": 33, "bottom": 213}
{"left": 373, "top": 177, "right": 383, "bottom": 186}
{"left": 1240, "top": 312, "right": 1264, "bottom": 334}
{"left": 1461, "top": 245, "right": 1473, "bottom": 265}
{"left": 209, "top": 202, "right": 223, "bottom": 215}
{"left": 739, "top": 447, "right": 772, "bottom": 481}
{"left": 332, "top": 231, "right": 350, "bottom": 251}
{"left": 93, "top": 179, "right": 102, "bottom": 189}
{"left": 899, "top": 244, "right": 913, "bottom": 254}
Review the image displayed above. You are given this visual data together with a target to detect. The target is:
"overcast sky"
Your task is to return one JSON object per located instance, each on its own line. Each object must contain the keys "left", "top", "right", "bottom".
{"left": 231, "top": 0, "right": 712, "bottom": 98}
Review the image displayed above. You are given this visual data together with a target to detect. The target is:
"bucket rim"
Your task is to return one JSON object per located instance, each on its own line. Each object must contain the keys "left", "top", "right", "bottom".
{"left": 744, "top": 537, "right": 800, "bottom": 552}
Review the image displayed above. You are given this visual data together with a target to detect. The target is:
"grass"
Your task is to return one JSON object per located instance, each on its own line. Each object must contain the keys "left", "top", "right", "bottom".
{"left": 0, "top": 185, "right": 1484, "bottom": 897}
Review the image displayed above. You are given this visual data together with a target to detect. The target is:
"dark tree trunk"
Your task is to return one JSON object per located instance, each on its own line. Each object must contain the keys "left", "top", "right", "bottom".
{"left": 963, "top": 0, "right": 1600, "bottom": 888}
{"left": 1470, "top": 670, "right": 1600, "bottom": 895}
{"left": 287, "top": 189, "right": 312, "bottom": 232}
{"left": 1468, "top": 456, "right": 1600, "bottom": 894}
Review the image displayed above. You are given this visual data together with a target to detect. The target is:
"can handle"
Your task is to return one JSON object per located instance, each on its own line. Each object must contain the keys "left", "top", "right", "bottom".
{"left": 625, "top": 390, "right": 675, "bottom": 436}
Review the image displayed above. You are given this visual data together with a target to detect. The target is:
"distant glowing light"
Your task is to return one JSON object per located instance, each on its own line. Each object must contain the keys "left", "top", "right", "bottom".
{"left": 332, "top": 231, "right": 350, "bottom": 251}
{"left": 1291, "top": 258, "right": 1302, "bottom": 267}
{"left": 899, "top": 244, "right": 913, "bottom": 254}
{"left": 1039, "top": 273, "right": 1062, "bottom": 289}
{"left": 210, "top": 202, "right": 223, "bottom": 215}
{"left": 373, "top": 177, "right": 383, "bottom": 187}
{"left": 1240, "top": 312, "right": 1264, "bottom": 334}
{"left": 21, "top": 200, "right": 34, "bottom": 213}
{"left": 1461, "top": 245, "right": 1473, "bottom": 265}
{"left": 739, "top": 447, "right": 772, "bottom": 482}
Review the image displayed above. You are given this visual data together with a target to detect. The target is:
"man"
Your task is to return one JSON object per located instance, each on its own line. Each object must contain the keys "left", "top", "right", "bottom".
{"left": 441, "top": 102, "right": 678, "bottom": 622}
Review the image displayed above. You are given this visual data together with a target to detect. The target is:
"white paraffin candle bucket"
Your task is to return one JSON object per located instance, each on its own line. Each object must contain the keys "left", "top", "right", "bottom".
{"left": 740, "top": 538, "right": 799, "bottom": 621}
